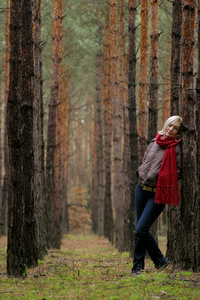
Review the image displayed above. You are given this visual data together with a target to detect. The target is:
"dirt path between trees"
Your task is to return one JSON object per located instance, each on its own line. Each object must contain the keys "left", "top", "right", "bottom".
{"left": 0, "top": 236, "right": 7, "bottom": 249}
{"left": 0, "top": 234, "right": 112, "bottom": 250}
{"left": 0, "top": 234, "right": 167, "bottom": 254}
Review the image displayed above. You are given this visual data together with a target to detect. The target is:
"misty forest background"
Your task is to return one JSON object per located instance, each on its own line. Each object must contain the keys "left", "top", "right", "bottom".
{"left": 0, "top": 0, "right": 200, "bottom": 277}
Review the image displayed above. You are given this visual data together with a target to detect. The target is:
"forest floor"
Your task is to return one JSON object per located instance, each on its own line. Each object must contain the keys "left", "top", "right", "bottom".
{"left": 0, "top": 234, "right": 200, "bottom": 300}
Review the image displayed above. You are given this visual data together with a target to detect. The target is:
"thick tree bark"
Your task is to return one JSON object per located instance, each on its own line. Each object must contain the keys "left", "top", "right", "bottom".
{"left": 162, "top": 50, "right": 171, "bottom": 123}
{"left": 57, "top": 62, "right": 70, "bottom": 235}
{"left": 1, "top": 0, "right": 10, "bottom": 237}
{"left": 148, "top": 0, "right": 160, "bottom": 242}
{"left": 54, "top": 1, "right": 64, "bottom": 249}
{"left": 195, "top": 0, "right": 200, "bottom": 271}
{"left": 178, "top": 0, "right": 197, "bottom": 270}
{"left": 148, "top": 0, "right": 159, "bottom": 141}
{"left": 110, "top": 0, "right": 124, "bottom": 252}
{"left": 170, "top": 0, "right": 182, "bottom": 115}
{"left": 103, "top": 8, "right": 114, "bottom": 243}
{"left": 123, "top": 54, "right": 131, "bottom": 252}
{"left": 32, "top": 0, "right": 47, "bottom": 258}
{"left": 167, "top": 0, "right": 182, "bottom": 262}
{"left": 119, "top": 0, "right": 128, "bottom": 251}
{"left": 0, "top": 63, "right": 2, "bottom": 235}
{"left": 7, "top": 0, "right": 38, "bottom": 276}
{"left": 119, "top": 0, "right": 129, "bottom": 251}
{"left": 46, "top": 0, "right": 63, "bottom": 248}
{"left": 138, "top": 0, "right": 148, "bottom": 163}
{"left": 125, "top": 0, "right": 138, "bottom": 256}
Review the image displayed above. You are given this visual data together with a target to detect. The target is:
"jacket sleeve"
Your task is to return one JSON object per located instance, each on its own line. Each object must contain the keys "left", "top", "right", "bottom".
{"left": 176, "top": 143, "right": 182, "bottom": 179}
{"left": 141, "top": 139, "right": 155, "bottom": 164}
{"left": 136, "top": 139, "right": 155, "bottom": 177}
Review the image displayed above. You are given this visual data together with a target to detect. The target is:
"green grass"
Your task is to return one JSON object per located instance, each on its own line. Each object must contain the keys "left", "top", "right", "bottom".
{"left": 0, "top": 234, "right": 200, "bottom": 299}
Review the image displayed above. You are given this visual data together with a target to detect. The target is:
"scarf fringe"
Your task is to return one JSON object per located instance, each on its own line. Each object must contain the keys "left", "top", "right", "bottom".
{"left": 155, "top": 185, "right": 179, "bottom": 205}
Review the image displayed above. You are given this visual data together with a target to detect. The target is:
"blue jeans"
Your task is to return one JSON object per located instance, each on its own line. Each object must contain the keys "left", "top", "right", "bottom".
{"left": 133, "top": 183, "right": 166, "bottom": 271}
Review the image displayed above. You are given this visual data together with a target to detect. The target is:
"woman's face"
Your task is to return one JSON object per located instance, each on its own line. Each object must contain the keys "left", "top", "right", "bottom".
{"left": 165, "top": 121, "right": 181, "bottom": 137}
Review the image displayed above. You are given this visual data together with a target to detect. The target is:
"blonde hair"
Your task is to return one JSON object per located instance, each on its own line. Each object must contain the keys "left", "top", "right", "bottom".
{"left": 160, "top": 115, "right": 182, "bottom": 136}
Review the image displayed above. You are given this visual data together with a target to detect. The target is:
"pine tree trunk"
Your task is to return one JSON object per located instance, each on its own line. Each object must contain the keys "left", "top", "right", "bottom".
{"left": 46, "top": 0, "right": 63, "bottom": 248}
{"left": 194, "top": 0, "right": 200, "bottom": 271}
{"left": 92, "top": 109, "right": 98, "bottom": 233}
{"left": 55, "top": 99, "right": 62, "bottom": 248}
{"left": 170, "top": 0, "right": 182, "bottom": 115}
{"left": 32, "top": 0, "right": 47, "bottom": 258}
{"left": 96, "top": 48, "right": 105, "bottom": 236}
{"left": 54, "top": 0, "right": 64, "bottom": 249}
{"left": 148, "top": 0, "right": 159, "bottom": 141}
{"left": 103, "top": 8, "right": 114, "bottom": 243}
{"left": 179, "top": 0, "right": 197, "bottom": 270}
{"left": 123, "top": 53, "right": 131, "bottom": 251}
{"left": 1, "top": 0, "right": 10, "bottom": 236}
{"left": 127, "top": 0, "right": 138, "bottom": 256}
{"left": 119, "top": 0, "right": 127, "bottom": 251}
{"left": 55, "top": 64, "right": 67, "bottom": 247}
{"left": 138, "top": 0, "right": 149, "bottom": 163}
{"left": 167, "top": 0, "right": 182, "bottom": 262}
{"left": 110, "top": 0, "right": 124, "bottom": 252}
{"left": 84, "top": 98, "right": 89, "bottom": 171}
{"left": 7, "top": 0, "right": 38, "bottom": 276}
{"left": 0, "top": 63, "right": 2, "bottom": 235}
{"left": 148, "top": 0, "right": 160, "bottom": 242}
{"left": 62, "top": 60, "right": 70, "bottom": 234}
{"left": 162, "top": 49, "right": 170, "bottom": 122}
{"left": 119, "top": 0, "right": 129, "bottom": 251}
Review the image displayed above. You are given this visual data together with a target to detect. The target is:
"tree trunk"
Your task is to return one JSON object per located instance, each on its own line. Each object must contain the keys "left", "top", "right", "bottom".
{"left": 148, "top": 0, "right": 160, "bottom": 242}
{"left": 55, "top": 99, "right": 62, "bottom": 248}
{"left": 32, "top": 0, "right": 47, "bottom": 258}
{"left": 138, "top": 0, "right": 149, "bottom": 163}
{"left": 123, "top": 53, "right": 132, "bottom": 252}
{"left": 162, "top": 48, "right": 171, "bottom": 122}
{"left": 127, "top": 0, "right": 138, "bottom": 256}
{"left": 1, "top": 0, "right": 10, "bottom": 237}
{"left": 110, "top": 0, "right": 124, "bottom": 252}
{"left": 148, "top": 0, "right": 159, "bottom": 141}
{"left": 84, "top": 98, "right": 89, "bottom": 171}
{"left": 170, "top": 0, "right": 182, "bottom": 115}
{"left": 119, "top": 0, "right": 129, "bottom": 251}
{"left": 96, "top": 47, "right": 105, "bottom": 236}
{"left": 92, "top": 108, "right": 98, "bottom": 233}
{"left": 119, "top": 0, "right": 127, "bottom": 251}
{"left": 0, "top": 62, "right": 2, "bottom": 235}
{"left": 103, "top": 8, "right": 114, "bottom": 243}
{"left": 54, "top": 0, "right": 64, "bottom": 249}
{"left": 7, "top": 0, "right": 38, "bottom": 276}
{"left": 46, "top": 0, "right": 63, "bottom": 248}
{"left": 167, "top": 0, "right": 182, "bottom": 262}
{"left": 178, "top": 0, "right": 197, "bottom": 270}
{"left": 195, "top": 0, "right": 200, "bottom": 272}
{"left": 61, "top": 61, "right": 70, "bottom": 234}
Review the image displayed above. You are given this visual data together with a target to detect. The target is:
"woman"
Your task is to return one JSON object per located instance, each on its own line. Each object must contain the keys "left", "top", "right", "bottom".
{"left": 132, "top": 115, "right": 182, "bottom": 276}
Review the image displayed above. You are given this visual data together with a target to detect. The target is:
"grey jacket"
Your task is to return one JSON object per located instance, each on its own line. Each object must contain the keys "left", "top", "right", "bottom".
{"left": 137, "top": 139, "right": 181, "bottom": 186}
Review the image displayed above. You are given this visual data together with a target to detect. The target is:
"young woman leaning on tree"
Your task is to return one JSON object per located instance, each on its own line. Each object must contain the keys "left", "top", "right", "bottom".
{"left": 132, "top": 115, "right": 182, "bottom": 276}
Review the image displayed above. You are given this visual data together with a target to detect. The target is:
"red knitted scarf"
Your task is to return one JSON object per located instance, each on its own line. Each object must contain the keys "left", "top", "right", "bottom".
{"left": 155, "top": 133, "right": 181, "bottom": 205}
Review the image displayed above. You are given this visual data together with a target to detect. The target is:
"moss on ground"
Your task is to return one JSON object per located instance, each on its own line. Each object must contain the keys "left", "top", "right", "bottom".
{"left": 0, "top": 234, "right": 199, "bottom": 299}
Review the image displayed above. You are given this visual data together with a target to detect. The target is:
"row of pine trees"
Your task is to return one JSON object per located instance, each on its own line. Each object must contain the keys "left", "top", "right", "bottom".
{"left": 0, "top": 0, "right": 199, "bottom": 276}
